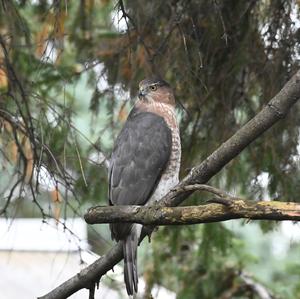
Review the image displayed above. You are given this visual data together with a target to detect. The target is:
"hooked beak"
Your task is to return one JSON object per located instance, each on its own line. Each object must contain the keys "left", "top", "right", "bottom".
{"left": 138, "top": 89, "right": 146, "bottom": 99}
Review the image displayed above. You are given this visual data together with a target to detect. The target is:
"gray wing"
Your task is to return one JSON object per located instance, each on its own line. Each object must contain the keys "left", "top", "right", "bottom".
{"left": 109, "top": 111, "right": 172, "bottom": 240}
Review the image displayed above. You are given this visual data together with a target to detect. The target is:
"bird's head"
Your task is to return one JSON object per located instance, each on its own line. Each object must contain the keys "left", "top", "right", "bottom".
{"left": 138, "top": 77, "right": 175, "bottom": 106}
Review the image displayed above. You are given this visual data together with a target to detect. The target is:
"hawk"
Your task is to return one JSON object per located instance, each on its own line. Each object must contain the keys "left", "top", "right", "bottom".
{"left": 108, "top": 77, "right": 181, "bottom": 295}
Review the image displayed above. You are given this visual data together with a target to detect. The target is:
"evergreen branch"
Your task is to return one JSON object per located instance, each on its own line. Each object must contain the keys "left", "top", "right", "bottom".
{"left": 38, "top": 69, "right": 300, "bottom": 299}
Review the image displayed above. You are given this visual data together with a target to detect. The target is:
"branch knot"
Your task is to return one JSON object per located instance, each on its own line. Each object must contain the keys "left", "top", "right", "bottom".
{"left": 268, "top": 102, "right": 285, "bottom": 118}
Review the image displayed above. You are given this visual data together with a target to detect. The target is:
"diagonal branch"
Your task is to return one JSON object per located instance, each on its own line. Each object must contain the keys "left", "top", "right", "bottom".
{"left": 218, "top": 270, "right": 275, "bottom": 299}
{"left": 239, "top": 271, "right": 275, "bottom": 299}
{"left": 39, "top": 69, "right": 300, "bottom": 299}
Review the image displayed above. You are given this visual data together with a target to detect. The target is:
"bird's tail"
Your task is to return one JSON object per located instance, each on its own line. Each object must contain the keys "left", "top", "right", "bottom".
{"left": 123, "top": 228, "right": 139, "bottom": 296}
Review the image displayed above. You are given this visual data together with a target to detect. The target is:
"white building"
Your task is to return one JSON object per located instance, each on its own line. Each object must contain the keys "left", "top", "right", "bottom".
{"left": 0, "top": 218, "right": 175, "bottom": 299}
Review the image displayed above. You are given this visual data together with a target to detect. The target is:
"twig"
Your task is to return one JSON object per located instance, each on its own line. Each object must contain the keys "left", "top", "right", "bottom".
{"left": 117, "top": 0, "right": 152, "bottom": 60}
{"left": 172, "top": 183, "right": 231, "bottom": 199}
{"left": 214, "top": 0, "right": 229, "bottom": 45}
{"left": 0, "top": 177, "right": 23, "bottom": 216}
{"left": 72, "top": 132, "right": 88, "bottom": 187}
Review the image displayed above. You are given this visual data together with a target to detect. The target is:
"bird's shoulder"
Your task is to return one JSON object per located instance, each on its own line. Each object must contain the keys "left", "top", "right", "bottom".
{"left": 116, "top": 107, "right": 171, "bottom": 142}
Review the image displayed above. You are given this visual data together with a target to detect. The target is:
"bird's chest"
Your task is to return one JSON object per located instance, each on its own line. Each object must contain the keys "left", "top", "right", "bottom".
{"left": 147, "top": 103, "right": 181, "bottom": 204}
{"left": 149, "top": 129, "right": 181, "bottom": 203}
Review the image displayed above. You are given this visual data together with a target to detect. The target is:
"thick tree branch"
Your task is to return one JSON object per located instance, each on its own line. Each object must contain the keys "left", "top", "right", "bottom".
{"left": 39, "top": 70, "right": 300, "bottom": 299}
{"left": 84, "top": 200, "right": 300, "bottom": 225}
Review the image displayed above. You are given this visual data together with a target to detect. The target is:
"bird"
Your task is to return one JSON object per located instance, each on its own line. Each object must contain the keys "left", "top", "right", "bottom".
{"left": 108, "top": 77, "right": 181, "bottom": 295}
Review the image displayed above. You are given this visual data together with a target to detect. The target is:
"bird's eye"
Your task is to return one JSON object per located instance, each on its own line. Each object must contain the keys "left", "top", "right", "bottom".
{"left": 149, "top": 85, "right": 157, "bottom": 91}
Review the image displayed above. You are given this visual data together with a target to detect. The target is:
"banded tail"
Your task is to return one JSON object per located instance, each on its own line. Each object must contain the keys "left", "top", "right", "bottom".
{"left": 123, "top": 231, "right": 139, "bottom": 295}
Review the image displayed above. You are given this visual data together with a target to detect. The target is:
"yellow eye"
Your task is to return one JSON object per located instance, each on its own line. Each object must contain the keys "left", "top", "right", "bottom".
{"left": 149, "top": 85, "right": 157, "bottom": 91}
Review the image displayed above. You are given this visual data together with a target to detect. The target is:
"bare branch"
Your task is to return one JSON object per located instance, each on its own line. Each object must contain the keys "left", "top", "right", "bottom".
{"left": 218, "top": 270, "right": 275, "bottom": 299}
{"left": 172, "top": 183, "right": 231, "bottom": 198}
{"left": 84, "top": 199, "right": 300, "bottom": 225}
{"left": 39, "top": 70, "right": 300, "bottom": 299}
{"left": 239, "top": 271, "right": 275, "bottom": 299}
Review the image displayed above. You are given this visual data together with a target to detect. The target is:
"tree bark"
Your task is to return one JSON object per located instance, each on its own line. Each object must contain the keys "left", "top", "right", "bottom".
{"left": 38, "top": 70, "right": 300, "bottom": 299}
{"left": 84, "top": 200, "right": 300, "bottom": 225}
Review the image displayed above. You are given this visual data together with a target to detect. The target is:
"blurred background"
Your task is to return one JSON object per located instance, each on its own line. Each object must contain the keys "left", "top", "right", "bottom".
{"left": 0, "top": 1, "right": 300, "bottom": 298}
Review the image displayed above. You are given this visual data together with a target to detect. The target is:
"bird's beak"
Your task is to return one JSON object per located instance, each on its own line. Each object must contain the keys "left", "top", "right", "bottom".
{"left": 138, "top": 89, "right": 146, "bottom": 99}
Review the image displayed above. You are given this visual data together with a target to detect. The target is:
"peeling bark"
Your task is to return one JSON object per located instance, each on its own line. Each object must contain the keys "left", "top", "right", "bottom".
{"left": 84, "top": 200, "right": 300, "bottom": 225}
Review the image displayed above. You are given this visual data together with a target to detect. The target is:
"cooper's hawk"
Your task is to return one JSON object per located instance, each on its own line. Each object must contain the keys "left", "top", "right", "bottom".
{"left": 108, "top": 77, "right": 181, "bottom": 295}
